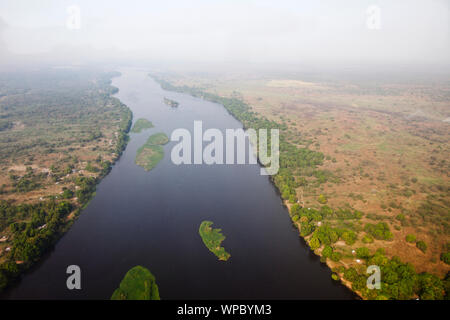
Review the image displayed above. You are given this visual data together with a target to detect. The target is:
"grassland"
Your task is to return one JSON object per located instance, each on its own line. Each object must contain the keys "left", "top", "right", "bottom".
{"left": 153, "top": 71, "right": 449, "bottom": 299}
{"left": 135, "top": 133, "right": 168, "bottom": 171}
{"left": 131, "top": 118, "right": 154, "bottom": 133}
{"left": 199, "top": 221, "right": 231, "bottom": 261}
{"left": 0, "top": 68, "right": 132, "bottom": 291}
{"left": 111, "top": 265, "right": 160, "bottom": 300}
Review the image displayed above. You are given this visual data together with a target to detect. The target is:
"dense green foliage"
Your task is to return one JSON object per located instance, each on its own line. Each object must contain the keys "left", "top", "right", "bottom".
{"left": 0, "top": 200, "right": 73, "bottom": 291}
{"left": 131, "top": 118, "right": 154, "bottom": 133}
{"left": 416, "top": 240, "right": 427, "bottom": 253}
{"left": 199, "top": 221, "right": 231, "bottom": 261}
{"left": 405, "top": 234, "right": 416, "bottom": 243}
{"left": 111, "top": 266, "right": 160, "bottom": 300}
{"left": 364, "top": 222, "right": 393, "bottom": 241}
{"left": 344, "top": 249, "right": 446, "bottom": 300}
{"left": 356, "top": 247, "right": 371, "bottom": 259}
{"left": 135, "top": 133, "right": 168, "bottom": 171}
{"left": 441, "top": 252, "right": 450, "bottom": 265}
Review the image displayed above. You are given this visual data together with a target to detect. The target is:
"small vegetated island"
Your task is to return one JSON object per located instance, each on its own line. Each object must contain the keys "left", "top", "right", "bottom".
{"left": 111, "top": 266, "right": 160, "bottom": 300}
{"left": 199, "top": 221, "right": 231, "bottom": 261}
{"left": 131, "top": 118, "right": 154, "bottom": 133}
{"left": 135, "top": 132, "right": 169, "bottom": 171}
{"left": 163, "top": 97, "right": 179, "bottom": 108}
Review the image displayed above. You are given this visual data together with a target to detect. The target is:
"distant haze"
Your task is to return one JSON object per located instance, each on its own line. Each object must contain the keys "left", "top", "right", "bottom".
{"left": 0, "top": 0, "right": 449, "bottom": 73}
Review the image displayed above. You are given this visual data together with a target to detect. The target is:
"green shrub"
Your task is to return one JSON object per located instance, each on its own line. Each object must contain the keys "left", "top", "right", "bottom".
{"left": 342, "top": 230, "right": 357, "bottom": 245}
{"left": 405, "top": 234, "right": 416, "bottom": 243}
{"left": 309, "top": 237, "right": 320, "bottom": 250}
{"left": 322, "top": 245, "right": 333, "bottom": 258}
{"left": 416, "top": 241, "right": 427, "bottom": 253}
{"left": 364, "top": 222, "right": 393, "bottom": 241}
{"left": 362, "top": 234, "right": 374, "bottom": 244}
{"left": 356, "top": 247, "right": 371, "bottom": 259}
{"left": 344, "top": 267, "right": 358, "bottom": 282}
{"left": 318, "top": 194, "right": 327, "bottom": 204}
{"left": 440, "top": 252, "right": 450, "bottom": 265}
{"left": 330, "top": 251, "right": 342, "bottom": 262}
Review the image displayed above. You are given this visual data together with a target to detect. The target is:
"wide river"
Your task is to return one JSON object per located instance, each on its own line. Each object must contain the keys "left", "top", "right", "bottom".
{"left": 3, "top": 69, "right": 355, "bottom": 299}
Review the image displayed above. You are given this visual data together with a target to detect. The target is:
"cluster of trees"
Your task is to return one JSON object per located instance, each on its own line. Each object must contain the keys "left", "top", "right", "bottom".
{"left": 341, "top": 249, "right": 448, "bottom": 300}
{"left": 8, "top": 167, "right": 44, "bottom": 193}
{"left": 289, "top": 205, "right": 359, "bottom": 254}
{"left": 364, "top": 222, "right": 393, "bottom": 241}
{"left": 112, "top": 98, "right": 132, "bottom": 157}
{"left": 321, "top": 245, "right": 342, "bottom": 262}
{"left": 0, "top": 200, "right": 73, "bottom": 291}
{"left": 73, "top": 176, "right": 97, "bottom": 206}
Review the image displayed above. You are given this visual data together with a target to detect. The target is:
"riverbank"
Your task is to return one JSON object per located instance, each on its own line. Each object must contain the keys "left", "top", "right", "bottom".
{"left": 0, "top": 71, "right": 133, "bottom": 293}
{"left": 150, "top": 73, "right": 448, "bottom": 300}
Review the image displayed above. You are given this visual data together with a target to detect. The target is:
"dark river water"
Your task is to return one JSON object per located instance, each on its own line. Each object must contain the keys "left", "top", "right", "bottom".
{"left": 3, "top": 69, "right": 355, "bottom": 299}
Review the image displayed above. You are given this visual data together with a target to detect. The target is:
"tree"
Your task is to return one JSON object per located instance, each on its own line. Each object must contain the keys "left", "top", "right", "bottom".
{"left": 362, "top": 234, "right": 374, "bottom": 244}
{"left": 405, "top": 234, "right": 416, "bottom": 243}
{"left": 417, "top": 273, "right": 444, "bottom": 300}
{"left": 342, "top": 230, "right": 357, "bottom": 245}
{"left": 356, "top": 247, "right": 371, "bottom": 259}
{"left": 330, "top": 251, "right": 342, "bottom": 262}
{"left": 344, "top": 268, "right": 358, "bottom": 282}
{"left": 300, "top": 222, "right": 314, "bottom": 237}
{"left": 364, "top": 222, "right": 393, "bottom": 241}
{"left": 309, "top": 237, "right": 320, "bottom": 250}
{"left": 317, "top": 194, "right": 327, "bottom": 204}
{"left": 416, "top": 241, "right": 427, "bottom": 253}
{"left": 440, "top": 252, "right": 450, "bottom": 265}
{"left": 322, "top": 245, "right": 333, "bottom": 258}
{"left": 289, "top": 195, "right": 297, "bottom": 204}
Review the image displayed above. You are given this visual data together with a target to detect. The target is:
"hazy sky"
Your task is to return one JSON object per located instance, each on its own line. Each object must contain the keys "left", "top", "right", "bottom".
{"left": 0, "top": 0, "right": 449, "bottom": 69}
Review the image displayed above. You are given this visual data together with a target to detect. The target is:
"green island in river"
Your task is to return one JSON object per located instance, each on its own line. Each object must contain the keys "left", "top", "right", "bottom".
{"left": 111, "top": 266, "right": 160, "bottom": 300}
{"left": 135, "top": 132, "right": 169, "bottom": 171}
{"left": 163, "top": 97, "right": 179, "bottom": 107}
{"left": 131, "top": 118, "right": 154, "bottom": 133}
{"left": 199, "top": 221, "right": 231, "bottom": 261}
